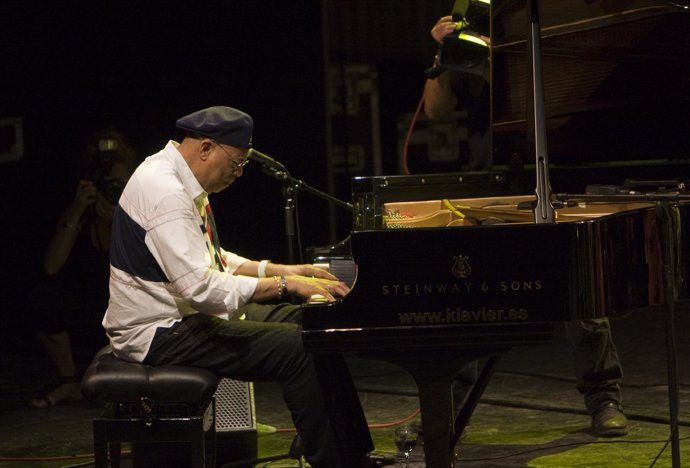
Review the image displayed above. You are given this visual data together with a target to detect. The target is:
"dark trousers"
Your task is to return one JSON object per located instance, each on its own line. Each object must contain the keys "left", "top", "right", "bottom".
{"left": 142, "top": 303, "right": 373, "bottom": 468}
{"left": 454, "top": 318, "right": 623, "bottom": 414}
{"left": 565, "top": 318, "right": 623, "bottom": 414}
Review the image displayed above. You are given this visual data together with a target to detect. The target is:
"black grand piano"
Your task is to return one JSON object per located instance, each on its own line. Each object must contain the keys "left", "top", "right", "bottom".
{"left": 302, "top": 2, "right": 690, "bottom": 467}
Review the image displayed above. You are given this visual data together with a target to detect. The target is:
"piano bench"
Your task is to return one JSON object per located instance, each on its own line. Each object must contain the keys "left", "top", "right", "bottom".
{"left": 81, "top": 351, "right": 219, "bottom": 468}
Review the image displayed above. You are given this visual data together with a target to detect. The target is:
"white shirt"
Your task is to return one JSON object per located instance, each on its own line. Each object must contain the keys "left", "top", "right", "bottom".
{"left": 103, "top": 140, "right": 258, "bottom": 362}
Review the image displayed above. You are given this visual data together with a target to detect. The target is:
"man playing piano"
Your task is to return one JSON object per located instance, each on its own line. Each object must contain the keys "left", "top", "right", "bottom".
{"left": 102, "top": 106, "right": 378, "bottom": 467}
{"left": 422, "top": 14, "right": 628, "bottom": 437}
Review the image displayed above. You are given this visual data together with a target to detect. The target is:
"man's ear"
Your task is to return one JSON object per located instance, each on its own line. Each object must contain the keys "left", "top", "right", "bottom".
{"left": 199, "top": 139, "right": 214, "bottom": 160}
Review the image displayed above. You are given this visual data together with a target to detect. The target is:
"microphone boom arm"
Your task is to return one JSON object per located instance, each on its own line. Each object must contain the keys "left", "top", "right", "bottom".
{"left": 270, "top": 170, "right": 353, "bottom": 212}
{"left": 248, "top": 148, "right": 352, "bottom": 264}
{"left": 249, "top": 149, "right": 353, "bottom": 212}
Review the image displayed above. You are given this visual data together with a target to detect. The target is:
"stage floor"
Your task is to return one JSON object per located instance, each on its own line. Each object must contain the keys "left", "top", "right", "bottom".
{"left": 2, "top": 303, "right": 689, "bottom": 468}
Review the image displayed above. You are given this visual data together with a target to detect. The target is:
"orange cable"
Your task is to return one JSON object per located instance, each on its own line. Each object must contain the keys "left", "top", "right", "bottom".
{"left": 401, "top": 90, "right": 426, "bottom": 175}
{"left": 368, "top": 407, "right": 421, "bottom": 429}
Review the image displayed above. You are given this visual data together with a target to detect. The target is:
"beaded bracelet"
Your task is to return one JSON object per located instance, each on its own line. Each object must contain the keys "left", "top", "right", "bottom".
{"left": 273, "top": 275, "right": 287, "bottom": 299}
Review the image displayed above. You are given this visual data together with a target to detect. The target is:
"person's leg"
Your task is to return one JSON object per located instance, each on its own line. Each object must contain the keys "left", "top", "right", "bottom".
{"left": 28, "top": 281, "right": 87, "bottom": 408}
{"left": 143, "top": 306, "right": 373, "bottom": 468}
{"left": 29, "top": 330, "right": 82, "bottom": 408}
{"left": 245, "top": 303, "right": 374, "bottom": 461}
{"left": 565, "top": 318, "right": 628, "bottom": 436}
{"left": 37, "top": 330, "right": 78, "bottom": 377}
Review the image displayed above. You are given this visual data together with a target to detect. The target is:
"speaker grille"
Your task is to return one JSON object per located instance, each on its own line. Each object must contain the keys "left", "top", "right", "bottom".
{"left": 214, "top": 378, "right": 255, "bottom": 432}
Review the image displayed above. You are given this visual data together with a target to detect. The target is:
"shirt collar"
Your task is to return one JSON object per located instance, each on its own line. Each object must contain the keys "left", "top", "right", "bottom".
{"left": 164, "top": 140, "right": 208, "bottom": 210}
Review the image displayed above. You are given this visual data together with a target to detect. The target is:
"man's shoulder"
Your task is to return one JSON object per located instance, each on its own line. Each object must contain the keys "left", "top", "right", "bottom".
{"left": 123, "top": 159, "right": 192, "bottom": 221}
{"left": 129, "top": 163, "right": 180, "bottom": 199}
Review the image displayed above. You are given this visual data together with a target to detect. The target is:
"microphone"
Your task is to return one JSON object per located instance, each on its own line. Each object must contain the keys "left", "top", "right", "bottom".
{"left": 248, "top": 148, "right": 287, "bottom": 172}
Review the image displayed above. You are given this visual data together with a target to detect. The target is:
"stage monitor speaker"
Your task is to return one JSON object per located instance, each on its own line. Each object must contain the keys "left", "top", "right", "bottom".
{"left": 214, "top": 378, "right": 258, "bottom": 467}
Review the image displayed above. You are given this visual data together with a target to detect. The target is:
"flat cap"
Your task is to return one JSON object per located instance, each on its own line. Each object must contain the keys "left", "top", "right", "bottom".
{"left": 176, "top": 106, "right": 253, "bottom": 149}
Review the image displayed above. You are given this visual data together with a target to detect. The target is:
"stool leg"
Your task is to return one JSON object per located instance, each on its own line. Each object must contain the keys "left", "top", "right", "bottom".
{"left": 190, "top": 417, "right": 205, "bottom": 468}
{"left": 205, "top": 401, "right": 217, "bottom": 468}
{"left": 93, "top": 419, "right": 108, "bottom": 468}
{"left": 110, "top": 442, "right": 121, "bottom": 468}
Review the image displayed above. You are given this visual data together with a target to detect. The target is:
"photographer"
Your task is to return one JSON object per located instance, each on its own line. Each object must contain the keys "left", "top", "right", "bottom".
{"left": 28, "top": 129, "right": 135, "bottom": 408}
{"left": 423, "top": 14, "right": 492, "bottom": 171}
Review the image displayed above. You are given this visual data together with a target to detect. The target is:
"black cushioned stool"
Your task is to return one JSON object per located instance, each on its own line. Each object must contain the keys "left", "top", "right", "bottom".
{"left": 82, "top": 352, "right": 219, "bottom": 468}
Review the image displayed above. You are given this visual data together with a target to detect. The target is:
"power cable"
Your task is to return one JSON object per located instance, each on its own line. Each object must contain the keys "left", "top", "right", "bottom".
{"left": 400, "top": 91, "right": 425, "bottom": 175}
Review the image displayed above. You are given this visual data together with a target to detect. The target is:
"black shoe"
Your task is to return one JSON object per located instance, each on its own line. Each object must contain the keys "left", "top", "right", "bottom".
{"left": 591, "top": 402, "right": 628, "bottom": 437}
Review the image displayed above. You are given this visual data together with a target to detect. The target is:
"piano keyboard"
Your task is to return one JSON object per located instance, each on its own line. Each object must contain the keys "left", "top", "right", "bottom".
{"left": 314, "top": 256, "right": 356, "bottom": 287}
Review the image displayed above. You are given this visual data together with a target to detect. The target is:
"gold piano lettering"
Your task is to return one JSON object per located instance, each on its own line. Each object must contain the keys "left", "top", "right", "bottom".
{"left": 398, "top": 307, "right": 529, "bottom": 325}
{"left": 381, "top": 280, "right": 545, "bottom": 296}
{"left": 381, "top": 282, "right": 472, "bottom": 296}
{"left": 499, "top": 280, "right": 542, "bottom": 292}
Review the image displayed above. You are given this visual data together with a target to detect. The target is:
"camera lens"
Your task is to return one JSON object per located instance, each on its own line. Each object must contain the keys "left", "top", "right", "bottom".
{"left": 97, "top": 176, "right": 125, "bottom": 204}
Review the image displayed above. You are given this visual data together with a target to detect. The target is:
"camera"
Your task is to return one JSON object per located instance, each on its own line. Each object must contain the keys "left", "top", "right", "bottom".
{"left": 97, "top": 175, "right": 125, "bottom": 205}
{"left": 88, "top": 136, "right": 125, "bottom": 204}
{"left": 438, "top": 0, "right": 491, "bottom": 76}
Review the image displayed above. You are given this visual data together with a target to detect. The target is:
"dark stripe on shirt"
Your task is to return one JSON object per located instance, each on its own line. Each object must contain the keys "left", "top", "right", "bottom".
{"left": 110, "top": 205, "right": 168, "bottom": 282}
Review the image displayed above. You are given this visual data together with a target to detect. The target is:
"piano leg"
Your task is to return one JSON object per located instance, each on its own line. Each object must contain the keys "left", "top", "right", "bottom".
{"left": 452, "top": 355, "right": 502, "bottom": 448}
{"left": 380, "top": 350, "right": 506, "bottom": 468}
{"left": 415, "top": 376, "right": 456, "bottom": 468}
{"left": 382, "top": 353, "right": 480, "bottom": 468}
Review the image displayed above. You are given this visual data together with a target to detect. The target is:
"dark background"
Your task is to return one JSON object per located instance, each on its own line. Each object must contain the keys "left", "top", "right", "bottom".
{"left": 0, "top": 0, "right": 332, "bottom": 257}
{"left": 0, "top": 0, "right": 450, "bottom": 349}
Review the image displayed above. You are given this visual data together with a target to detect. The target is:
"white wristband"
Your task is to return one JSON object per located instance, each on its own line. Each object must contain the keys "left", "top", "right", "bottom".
{"left": 258, "top": 260, "right": 270, "bottom": 278}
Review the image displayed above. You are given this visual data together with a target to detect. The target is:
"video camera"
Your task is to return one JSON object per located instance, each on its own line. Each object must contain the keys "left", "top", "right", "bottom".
{"left": 438, "top": 0, "right": 491, "bottom": 76}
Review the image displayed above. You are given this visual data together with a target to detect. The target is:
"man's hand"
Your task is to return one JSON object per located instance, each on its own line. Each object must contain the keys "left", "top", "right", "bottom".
{"left": 285, "top": 275, "right": 350, "bottom": 302}
{"left": 73, "top": 180, "right": 98, "bottom": 212}
{"left": 431, "top": 15, "right": 491, "bottom": 46}
{"left": 250, "top": 266, "right": 351, "bottom": 303}
{"left": 431, "top": 15, "right": 457, "bottom": 44}
{"left": 282, "top": 264, "right": 338, "bottom": 281}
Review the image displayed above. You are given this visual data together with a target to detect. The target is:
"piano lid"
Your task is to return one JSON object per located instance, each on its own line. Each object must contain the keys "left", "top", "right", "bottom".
{"left": 491, "top": 0, "right": 690, "bottom": 169}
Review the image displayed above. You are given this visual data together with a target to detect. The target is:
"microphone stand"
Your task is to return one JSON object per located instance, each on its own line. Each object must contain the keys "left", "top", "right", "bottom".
{"left": 526, "top": 0, "right": 554, "bottom": 224}
{"left": 254, "top": 164, "right": 353, "bottom": 264}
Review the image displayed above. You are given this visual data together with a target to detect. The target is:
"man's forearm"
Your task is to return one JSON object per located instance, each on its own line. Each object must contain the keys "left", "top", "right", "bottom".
{"left": 423, "top": 72, "right": 457, "bottom": 120}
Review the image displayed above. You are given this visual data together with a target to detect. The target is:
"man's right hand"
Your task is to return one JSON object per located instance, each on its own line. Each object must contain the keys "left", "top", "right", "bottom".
{"left": 431, "top": 15, "right": 457, "bottom": 44}
{"left": 73, "top": 180, "right": 98, "bottom": 212}
{"left": 286, "top": 275, "right": 350, "bottom": 303}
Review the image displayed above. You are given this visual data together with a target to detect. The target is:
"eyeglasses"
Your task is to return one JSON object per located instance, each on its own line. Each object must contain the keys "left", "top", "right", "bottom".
{"left": 213, "top": 142, "right": 250, "bottom": 172}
